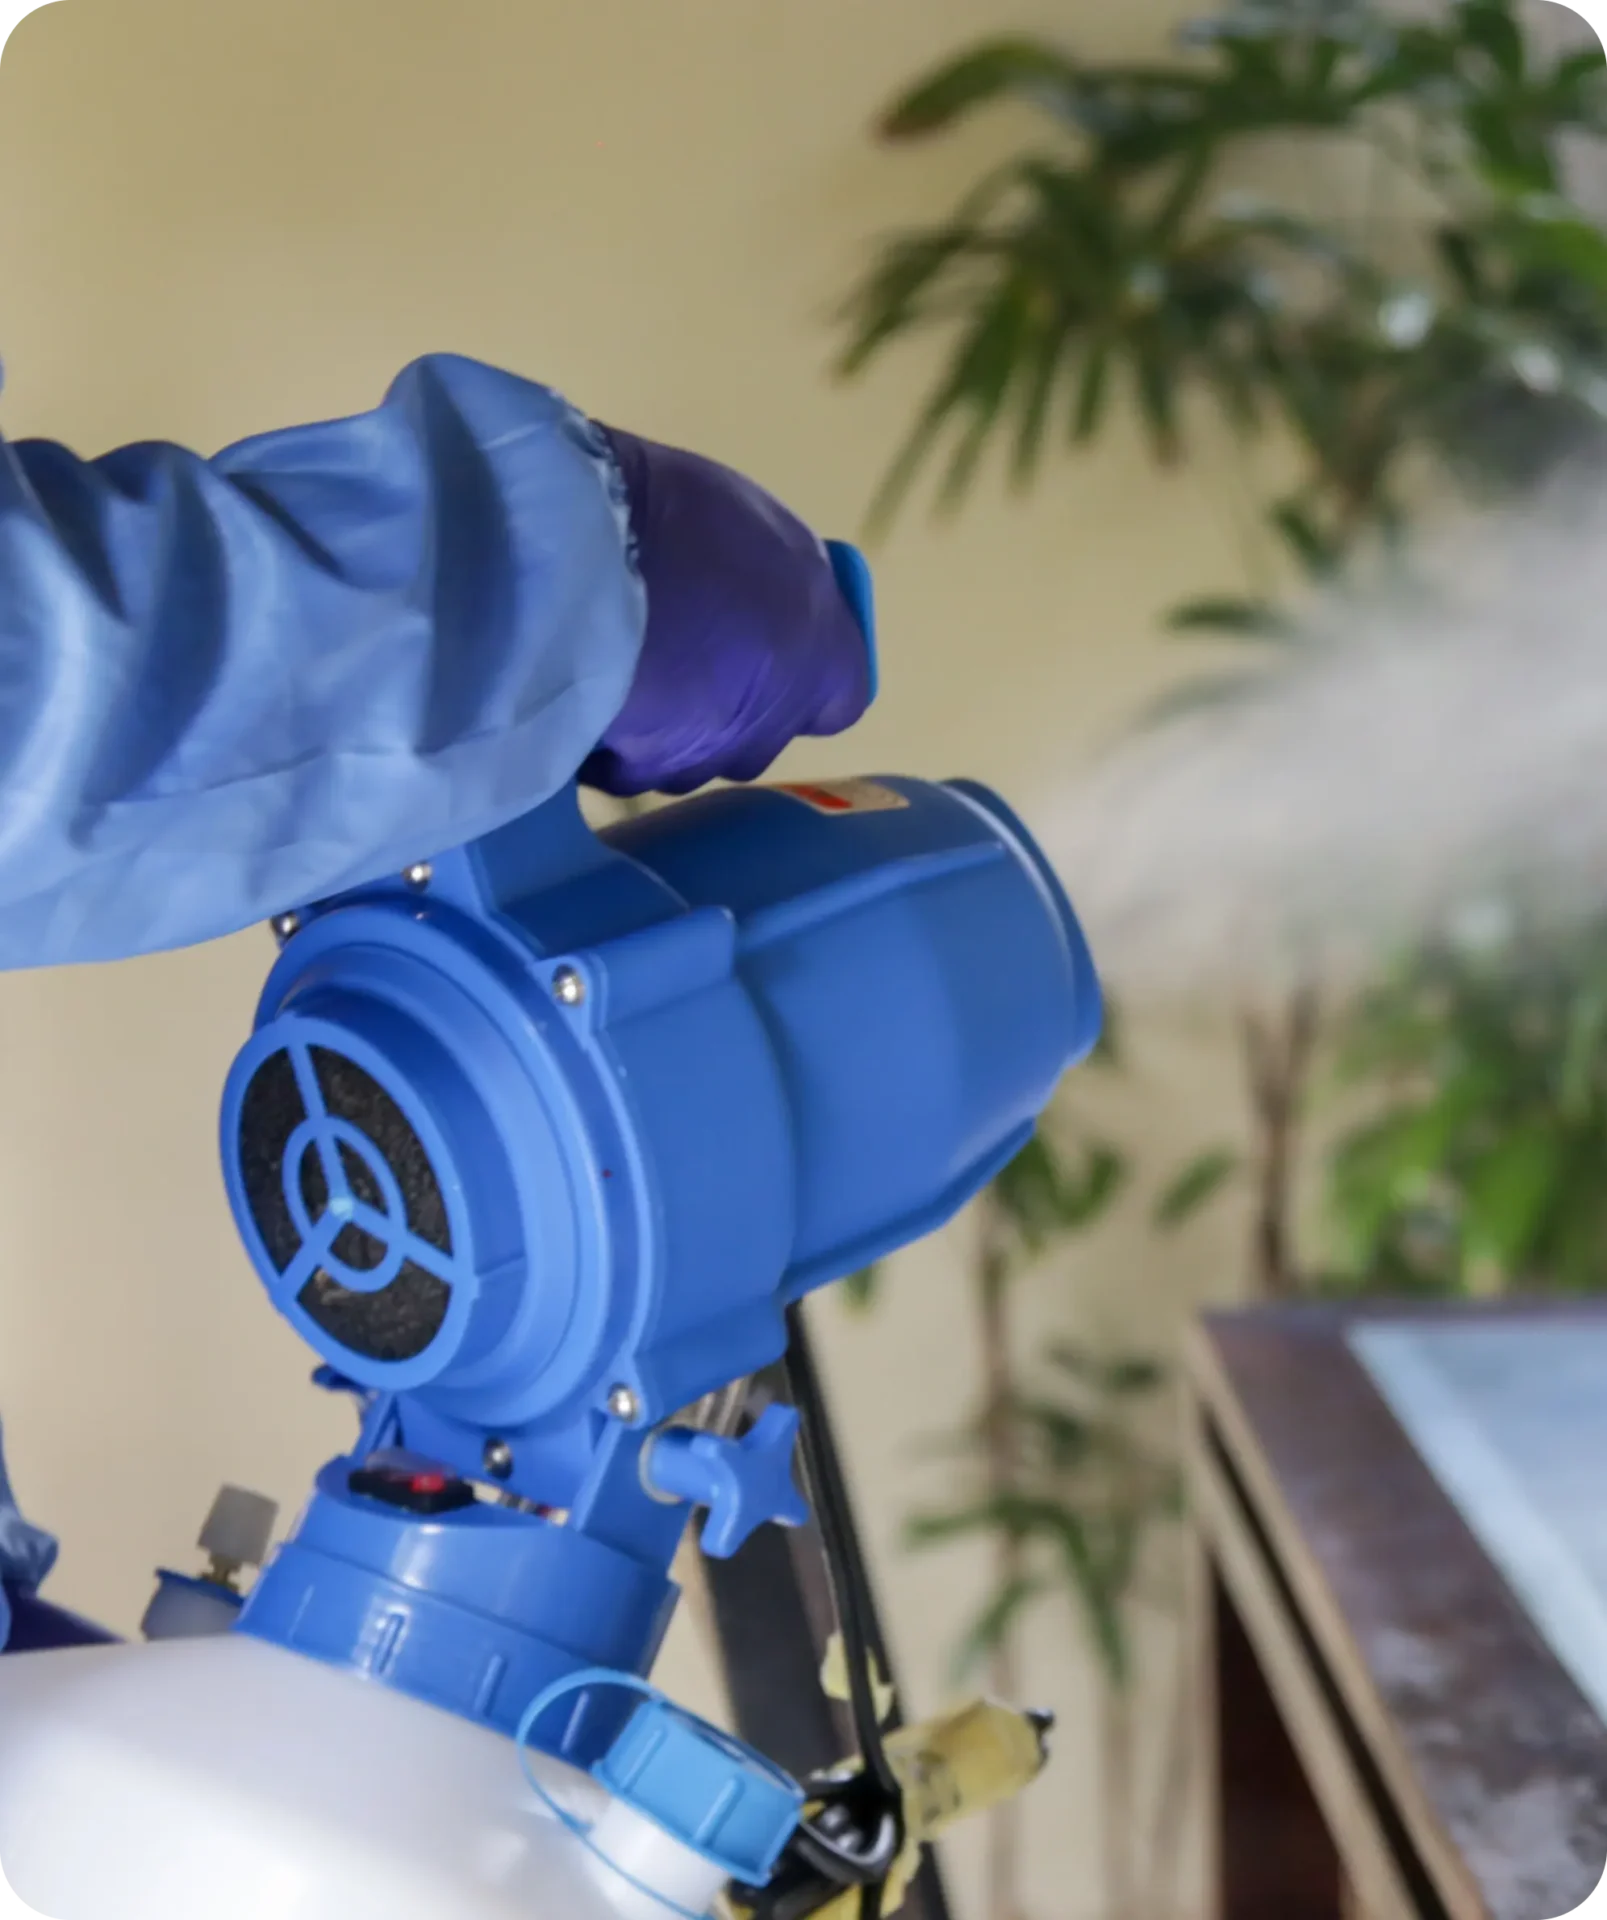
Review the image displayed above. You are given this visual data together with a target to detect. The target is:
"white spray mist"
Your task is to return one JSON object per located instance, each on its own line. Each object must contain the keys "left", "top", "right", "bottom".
{"left": 1048, "top": 466, "right": 1607, "bottom": 1005}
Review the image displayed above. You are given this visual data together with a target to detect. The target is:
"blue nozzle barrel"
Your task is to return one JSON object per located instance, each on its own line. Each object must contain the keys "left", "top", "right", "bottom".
{"left": 602, "top": 777, "right": 1101, "bottom": 1295}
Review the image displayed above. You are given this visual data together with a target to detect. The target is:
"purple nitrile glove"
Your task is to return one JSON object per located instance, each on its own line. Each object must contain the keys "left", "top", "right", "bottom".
{"left": 580, "top": 427, "right": 873, "bottom": 797}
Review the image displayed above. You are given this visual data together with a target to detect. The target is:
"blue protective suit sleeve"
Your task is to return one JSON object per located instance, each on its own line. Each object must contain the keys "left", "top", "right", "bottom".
{"left": 0, "top": 353, "right": 646, "bottom": 969}
{"left": 0, "top": 1415, "right": 57, "bottom": 1648}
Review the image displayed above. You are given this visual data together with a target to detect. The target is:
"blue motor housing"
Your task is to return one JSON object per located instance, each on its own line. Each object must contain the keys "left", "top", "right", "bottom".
{"left": 222, "top": 771, "right": 1099, "bottom": 1753}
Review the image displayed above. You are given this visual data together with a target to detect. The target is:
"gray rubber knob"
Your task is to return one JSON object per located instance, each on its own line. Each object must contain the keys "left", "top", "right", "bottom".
{"left": 197, "top": 1486, "right": 278, "bottom": 1570}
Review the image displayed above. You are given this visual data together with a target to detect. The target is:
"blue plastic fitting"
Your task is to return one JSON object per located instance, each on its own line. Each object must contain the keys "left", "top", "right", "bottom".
{"left": 645, "top": 1405, "right": 810, "bottom": 1559}
{"left": 595, "top": 1694, "right": 804, "bottom": 1885}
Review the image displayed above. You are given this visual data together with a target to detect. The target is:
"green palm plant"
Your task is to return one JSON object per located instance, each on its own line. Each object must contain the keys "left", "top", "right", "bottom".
{"left": 841, "top": 0, "right": 1607, "bottom": 552}
{"left": 1324, "top": 909, "right": 1607, "bottom": 1297}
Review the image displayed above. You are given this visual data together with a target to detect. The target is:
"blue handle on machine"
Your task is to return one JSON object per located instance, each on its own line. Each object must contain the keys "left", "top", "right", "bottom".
{"left": 825, "top": 539, "right": 879, "bottom": 703}
{"left": 645, "top": 1405, "right": 810, "bottom": 1559}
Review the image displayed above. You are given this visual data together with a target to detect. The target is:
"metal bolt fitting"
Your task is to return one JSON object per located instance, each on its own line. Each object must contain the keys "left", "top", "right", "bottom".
{"left": 552, "top": 966, "right": 586, "bottom": 1008}
{"left": 482, "top": 1437, "right": 514, "bottom": 1481}
{"left": 403, "top": 862, "right": 433, "bottom": 890}
{"left": 607, "top": 1383, "right": 642, "bottom": 1424}
{"left": 270, "top": 911, "right": 302, "bottom": 944}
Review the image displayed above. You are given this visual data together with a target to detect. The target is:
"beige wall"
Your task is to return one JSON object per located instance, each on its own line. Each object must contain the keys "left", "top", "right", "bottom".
{"left": 0, "top": 4, "right": 1252, "bottom": 1916}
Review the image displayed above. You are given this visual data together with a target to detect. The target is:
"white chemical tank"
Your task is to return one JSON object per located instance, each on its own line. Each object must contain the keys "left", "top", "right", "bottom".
{"left": 0, "top": 1634, "right": 754, "bottom": 1920}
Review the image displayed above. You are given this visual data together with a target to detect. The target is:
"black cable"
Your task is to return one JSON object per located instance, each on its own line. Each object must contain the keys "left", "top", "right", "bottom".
{"left": 783, "top": 1305, "right": 900, "bottom": 1802}
{"left": 783, "top": 1304, "right": 905, "bottom": 1920}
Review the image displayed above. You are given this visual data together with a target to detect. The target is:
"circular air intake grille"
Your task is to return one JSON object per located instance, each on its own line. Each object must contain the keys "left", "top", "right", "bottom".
{"left": 236, "top": 1044, "right": 459, "bottom": 1365}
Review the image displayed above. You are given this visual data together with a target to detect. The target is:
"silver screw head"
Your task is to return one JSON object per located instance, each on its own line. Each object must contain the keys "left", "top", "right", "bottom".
{"left": 482, "top": 1437, "right": 514, "bottom": 1481}
{"left": 270, "top": 911, "right": 302, "bottom": 944}
{"left": 403, "top": 862, "right": 433, "bottom": 891}
{"left": 607, "top": 1383, "right": 641, "bottom": 1423}
{"left": 552, "top": 966, "right": 586, "bottom": 1008}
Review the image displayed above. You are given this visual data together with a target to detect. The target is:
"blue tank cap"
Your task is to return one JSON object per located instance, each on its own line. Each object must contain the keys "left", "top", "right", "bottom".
{"left": 595, "top": 1695, "right": 804, "bottom": 1885}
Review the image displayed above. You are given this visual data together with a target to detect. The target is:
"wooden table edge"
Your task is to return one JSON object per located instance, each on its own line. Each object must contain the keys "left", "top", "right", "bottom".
{"left": 1183, "top": 1315, "right": 1490, "bottom": 1920}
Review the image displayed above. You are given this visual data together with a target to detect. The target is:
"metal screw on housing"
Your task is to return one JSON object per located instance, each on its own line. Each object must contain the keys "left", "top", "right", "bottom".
{"left": 403, "top": 862, "right": 433, "bottom": 890}
{"left": 607, "top": 1383, "right": 641, "bottom": 1423}
{"left": 483, "top": 1438, "right": 514, "bottom": 1481}
{"left": 552, "top": 966, "right": 586, "bottom": 1008}
{"left": 270, "top": 911, "right": 302, "bottom": 945}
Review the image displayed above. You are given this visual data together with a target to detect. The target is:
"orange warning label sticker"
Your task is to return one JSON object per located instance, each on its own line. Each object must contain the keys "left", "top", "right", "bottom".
{"left": 775, "top": 779, "right": 910, "bottom": 816}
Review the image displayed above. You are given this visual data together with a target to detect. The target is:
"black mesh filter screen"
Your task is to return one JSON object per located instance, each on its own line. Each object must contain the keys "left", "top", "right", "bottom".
{"left": 238, "top": 1050, "right": 307, "bottom": 1273}
{"left": 234, "top": 1039, "right": 457, "bottom": 1366}
{"left": 299, "top": 1139, "right": 329, "bottom": 1221}
{"left": 297, "top": 1261, "right": 452, "bottom": 1364}
{"left": 330, "top": 1219, "right": 389, "bottom": 1272}
{"left": 340, "top": 1141, "right": 384, "bottom": 1209}
{"left": 310, "top": 1046, "right": 453, "bottom": 1255}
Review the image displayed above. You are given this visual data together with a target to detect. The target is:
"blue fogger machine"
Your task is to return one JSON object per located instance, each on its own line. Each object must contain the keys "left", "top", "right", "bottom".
{"left": 220, "top": 769, "right": 1099, "bottom": 1748}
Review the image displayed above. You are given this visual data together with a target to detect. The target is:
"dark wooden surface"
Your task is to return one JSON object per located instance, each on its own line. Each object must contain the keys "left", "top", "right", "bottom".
{"left": 1213, "top": 1566, "right": 1346, "bottom": 1920}
{"left": 1194, "top": 1301, "right": 1607, "bottom": 1920}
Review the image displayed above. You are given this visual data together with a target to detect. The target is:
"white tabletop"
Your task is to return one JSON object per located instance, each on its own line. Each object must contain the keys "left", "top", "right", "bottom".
{"left": 1351, "top": 1317, "right": 1607, "bottom": 1730}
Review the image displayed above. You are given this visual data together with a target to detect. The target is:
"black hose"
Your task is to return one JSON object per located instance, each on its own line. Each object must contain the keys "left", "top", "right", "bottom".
{"left": 783, "top": 1305, "right": 905, "bottom": 1920}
